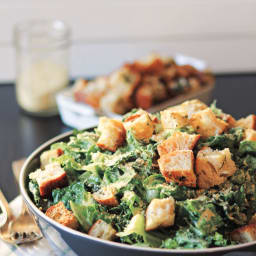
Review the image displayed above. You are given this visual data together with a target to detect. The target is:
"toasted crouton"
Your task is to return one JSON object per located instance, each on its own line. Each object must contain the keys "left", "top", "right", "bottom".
{"left": 93, "top": 186, "right": 118, "bottom": 206}
{"left": 195, "top": 147, "right": 236, "bottom": 189}
{"left": 158, "top": 150, "right": 196, "bottom": 187}
{"left": 124, "top": 109, "right": 154, "bottom": 141}
{"left": 145, "top": 197, "right": 175, "bottom": 231}
{"left": 236, "top": 115, "right": 256, "bottom": 130}
{"left": 160, "top": 100, "right": 207, "bottom": 130}
{"left": 127, "top": 53, "right": 164, "bottom": 74}
{"left": 99, "top": 67, "right": 140, "bottom": 114}
{"left": 219, "top": 113, "right": 236, "bottom": 128}
{"left": 29, "top": 162, "right": 68, "bottom": 197}
{"left": 40, "top": 148, "right": 63, "bottom": 169}
{"left": 178, "top": 99, "right": 208, "bottom": 118}
{"left": 73, "top": 77, "right": 109, "bottom": 109}
{"left": 88, "top": 219, "right": 116, "bottom": 240}
{"left": 157, "top": 131, "right": 200, "bottom": 156}
{"left": 135, "top": 83, "right": 153, "bottom": 109}
{"left": 45, "top": 202, "right": 78, "bottom": 229}
{"left": 244, "top": 129, "right": 256, "bottom": 141}
{"left": 97, "top": 117, "right": 126, "bottom": 152}
{"left": 160, "top": 109, "right": 188, "bottom": 130}
{"left": 190, "top": 108, "right": 228, "bottom": 137}
{"left": 231, "top": 224, "right": 256, "bottom": 243}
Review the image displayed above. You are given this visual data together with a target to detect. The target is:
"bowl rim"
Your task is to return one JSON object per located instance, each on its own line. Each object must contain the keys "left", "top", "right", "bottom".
{"left": 19, "top": 130, "right": 256, "bottom": 254}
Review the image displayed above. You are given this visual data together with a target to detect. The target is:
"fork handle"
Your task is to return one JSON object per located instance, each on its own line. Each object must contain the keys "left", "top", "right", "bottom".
{"left": 0, "top": 190, "right": 13, "bottom": 218}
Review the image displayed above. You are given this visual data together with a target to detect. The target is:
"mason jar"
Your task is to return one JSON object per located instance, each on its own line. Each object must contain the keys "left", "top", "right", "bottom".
{"left": 14, "top": 20, "right": 70, "bottom": 116}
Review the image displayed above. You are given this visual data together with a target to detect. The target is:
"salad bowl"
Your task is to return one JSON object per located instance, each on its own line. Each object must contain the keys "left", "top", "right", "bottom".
{"left": 19, "top": 130, "right": 256, "bottom": 256}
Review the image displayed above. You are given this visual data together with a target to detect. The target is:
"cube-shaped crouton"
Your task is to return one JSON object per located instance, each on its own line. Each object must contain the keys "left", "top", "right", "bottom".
{"left": 157, "top": 131, "right": 200, "bottom": 156}
{"left": 231, "top": 224, "right": 256, "bottom": 243}
{"left": 195, "top": 147, "right": 236, "bottom": 189}
{"left": 158, "top": 150, "right": 196, "bottom": 187}
{"left": 29, "top": 162, "right": 68, "bottom": 197}
{"left": 40, "top": 148, "right": 63, "bottom": 169}
{"left": 100, "top": 67, "right": 140, "bottom": 114}
{"left": 135, "top": 83, "right": 153, "bottom": 109}
{"left": 124, "top": 109, "right": 154, "bottom": 141}
{"left": 93, "top": 186, "right": 118, "bottom": 206}
{"left": 236, "top": 115, "right": 256, "bottom": 130}
{"left": 160, "top": 109, "right": 188, "bottom": 130}
{"left": 219, "top": 113, "right": 236, "bottom": 128}
{"left": 97, "top": 117, "right": 126, "bottom": 152}
{"left": 45, "top": 202, "right": 78, "bottom": 229}
{"left": 145, "top": 197, "right": 175, "bottom": 231}
{"left": 88, "top": 219, "right": 116, "bottom": 240}
{"left": 244, "top": 129, "right": 256, "bottom": 141}
{"left": 127, "top": 53, "right": 164, "bottom": 74}
{"left": 178, "top": 100, "right": 207, "bottom": 118}
{"left": 73, "top": 77, "right": 109, "bottom": 109}
{"left": 190, "top": 108, "right": 228, "bottom": 137}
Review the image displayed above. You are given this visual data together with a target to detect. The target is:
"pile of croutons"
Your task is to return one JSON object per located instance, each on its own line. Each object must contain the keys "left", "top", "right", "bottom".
{"left": 73, "top": 54, "right": 214, "bottom": 114}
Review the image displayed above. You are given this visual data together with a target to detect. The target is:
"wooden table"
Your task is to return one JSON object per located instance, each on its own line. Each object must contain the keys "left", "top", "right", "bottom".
{"left": 1, "top": 74, "right": 256, "bottom": 201}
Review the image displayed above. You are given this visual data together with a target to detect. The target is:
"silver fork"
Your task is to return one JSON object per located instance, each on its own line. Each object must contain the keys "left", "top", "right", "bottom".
{"left": 0, "top": 189, "right": 42, "bottom": 244}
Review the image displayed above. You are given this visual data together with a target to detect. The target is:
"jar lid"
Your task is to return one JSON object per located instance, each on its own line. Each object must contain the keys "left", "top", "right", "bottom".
{"left": 14, "top": 20, "right": 70, "bottom": 50}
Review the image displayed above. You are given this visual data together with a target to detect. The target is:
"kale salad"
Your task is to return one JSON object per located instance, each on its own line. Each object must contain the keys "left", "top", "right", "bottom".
{"left": 28, "top": 100, "right": 256, "bottom": 249}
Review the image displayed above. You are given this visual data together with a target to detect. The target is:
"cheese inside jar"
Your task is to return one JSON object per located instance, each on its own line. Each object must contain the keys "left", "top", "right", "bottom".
{"left": 14, "top": 20, "right": 70, "bottom": 116}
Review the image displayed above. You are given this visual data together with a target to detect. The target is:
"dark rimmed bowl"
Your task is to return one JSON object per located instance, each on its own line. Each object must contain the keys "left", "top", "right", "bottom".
{"left": 19, "top": 130, "right": 256, "bottom": 256}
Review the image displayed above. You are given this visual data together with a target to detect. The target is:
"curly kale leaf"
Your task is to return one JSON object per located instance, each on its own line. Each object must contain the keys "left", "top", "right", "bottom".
{"left": 239, "top": 141, "right": 256, "bottom": 156}
{"left": 52, "top": 182, "right": 85, "bottom": 210}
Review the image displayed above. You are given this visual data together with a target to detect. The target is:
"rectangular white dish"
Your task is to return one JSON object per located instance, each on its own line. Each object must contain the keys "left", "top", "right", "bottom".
{"left": 56, "top": 54, "right": 214, "bottom": 129}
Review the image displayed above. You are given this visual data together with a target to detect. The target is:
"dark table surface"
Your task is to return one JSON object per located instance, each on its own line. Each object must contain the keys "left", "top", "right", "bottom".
{"left": 1, "top": 73, "right": 256, "bottom": 202}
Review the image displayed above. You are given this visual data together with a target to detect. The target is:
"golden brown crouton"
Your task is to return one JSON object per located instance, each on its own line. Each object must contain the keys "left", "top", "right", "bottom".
{"left": 236, "top": 115, "right": 256, "bottom": 130}
{"left": 244, "top": 129, "right": 256, "bottom": 141}
{"left": 158, "top": 150, "right": 196, "bottom": 187}
{"left": 195, "top": 147, "right": 236, "bottom": 189}
{"left": 40, "top": 148, "right": 63, "bottom": 169}
{"left": 88, "top": 219, "right": 116, "bottom": 240}
{"left": 124, "top": 110, "right": 154, "bottom": 141}
{"left": 145, "top": 197, "right": 175, "bottom": 231}
{"left": 157, "top": 131, "right": 200, "bottom": 156}
{"left": 135, "top": 83, "right": 153, "bottom": 109}
{"left": 46, "top": 202, "right": 78, "bottom": 229}
{"left": 218, "top": 113, "right": 236, "bottom": 128}
{"left": 97, "top": 117, "right": 126, "bottom": 152}
{"left": 74, "top": 77, "right": 109, "bottom": 109}
{"left": 176, "top": 65, "right": 197, "bottom": 78}
{"left": 29, "top": 163, "right": 68, "bottom": 197}
{"left": 126, "top": 53, "right": 164, "bottom": 74}
{"left": 231, "top": 224, "right": 256, "bottom": 243}
{"left": 93, "top": 186, "right": 119, "bottom": 206}
{"left": 179, "top": 99, "right": 208, "bottom": 118}
{"left": 190, "top": 108, "right": 228, "bottom": 137}
{"left": 100, "top": 67, "right": 140, "bottom": 114}
{"left": 160, "top": 100, "right": 207, "bottom": 130}
{"left": 160, "top": 109, "right": 188, "bottom": 130}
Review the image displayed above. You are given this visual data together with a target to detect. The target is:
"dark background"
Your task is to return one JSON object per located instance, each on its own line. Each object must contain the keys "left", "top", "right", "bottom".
{"left": 1, "top": 73, "right": 256, "bottom": 201}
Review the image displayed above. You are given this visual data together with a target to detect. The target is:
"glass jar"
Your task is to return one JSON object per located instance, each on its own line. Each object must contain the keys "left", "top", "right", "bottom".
{"left": 14, "top": 20, "right": 70, "bottom": 116}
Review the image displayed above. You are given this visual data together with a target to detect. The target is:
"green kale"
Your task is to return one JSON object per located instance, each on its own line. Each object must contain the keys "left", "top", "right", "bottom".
{"left": 197, "top": 128, "right": 243, "bottom": 153}
{"left": 28, "top": 180, "right": 51, "bottom": 211}
{"left": 239, "top": 141, "right": 256, "bottom": 156}
{"left": 162, "top": 227, "right": 209, "bottom": 249}
{"left": 176, "top": 197, "right": 224, "bottom": 236}
{"left": 70, "top": 192, "right": 110, "bottom": 232}
{"left": 52, "top": 182, "right": 85, "bottom": 210}
{"left": 117, "top": 214, "right": 167, "bottom": 248}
